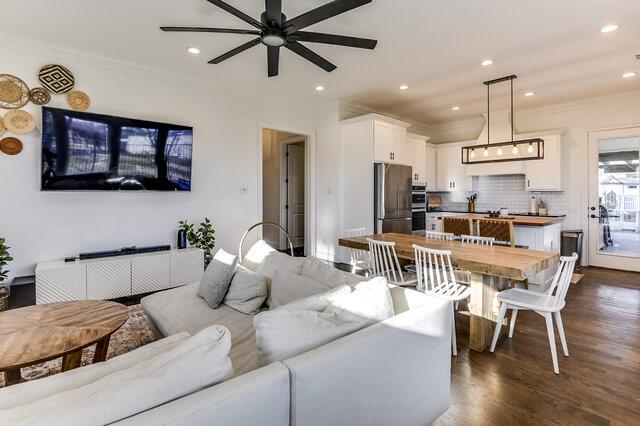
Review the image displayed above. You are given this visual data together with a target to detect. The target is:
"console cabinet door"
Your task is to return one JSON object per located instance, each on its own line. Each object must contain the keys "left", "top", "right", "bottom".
{"left": 132, "top": 253, "right": 171, "bottom": 294}
{"left": 171, "top": 249, "right": 205, "bottom": 287}
{"left": 86, "top": 259, "right": 131, "bottom": 300}
{"left": 36, "top": 263, "right": 87, "bottom": 304}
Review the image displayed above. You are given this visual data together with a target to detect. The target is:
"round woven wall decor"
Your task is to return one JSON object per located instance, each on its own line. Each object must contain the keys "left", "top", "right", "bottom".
{"left": 0, "top": 136, "right": 23, "bottom": 156}
{"left": 3, "top": 109, "right": 36, "bottom": 135}
{"left": 67, "top": 90, "right": 91, "bottom": 111}
{"left": 29, "top": 87, "right": 51, "bottom": 105}
{"left": 38, "top": 64, "right": 75, "bottom": 94}
{"left": 0, "top": 116, "right": 5, "bottom": 136}
{"left": 0, "top": 74, "right": 29, "bottom": 109}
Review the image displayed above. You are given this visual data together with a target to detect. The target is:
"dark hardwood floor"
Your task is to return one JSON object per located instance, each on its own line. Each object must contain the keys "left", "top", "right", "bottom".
{"left": 434, "top": 267, "right": 640, "bottom": 425}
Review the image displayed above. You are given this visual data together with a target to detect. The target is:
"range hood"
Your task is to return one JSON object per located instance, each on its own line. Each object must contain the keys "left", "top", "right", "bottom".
{"left": 462, "top": 75, "right": 544, "bottom": 165}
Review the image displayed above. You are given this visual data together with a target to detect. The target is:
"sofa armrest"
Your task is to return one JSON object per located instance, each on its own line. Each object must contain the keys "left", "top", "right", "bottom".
{"left": 114, "top": 363, "right": 290, "bottom": 426}
{"left": 284, "top": 294, "right": 452, "bottom": 426}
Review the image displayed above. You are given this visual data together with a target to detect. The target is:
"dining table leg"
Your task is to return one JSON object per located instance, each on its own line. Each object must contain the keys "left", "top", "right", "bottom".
{"left": 61, "top": 349, "right": 83, "bottom": 372}
{"left": 3, "top": 369, "right": 22, "bottom": 386}
{"left": 468, "top": 272, "right": 510, "bottom": 352}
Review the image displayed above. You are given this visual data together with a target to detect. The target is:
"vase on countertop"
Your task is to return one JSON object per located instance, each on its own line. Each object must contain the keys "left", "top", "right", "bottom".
{"left": 468, "top": 202, "right": 476, "bottom": 213}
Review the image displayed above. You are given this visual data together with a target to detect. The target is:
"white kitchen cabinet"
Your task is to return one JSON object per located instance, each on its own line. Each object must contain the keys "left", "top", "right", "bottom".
{"left": 372, "top": 119, "right": 409, "bottom": 164}
{"left": 524, "top": 133, "right": 562, "bottom": 191}
{"left": 407, "top": 133, "right": 429, "bottom": 183}
{"left": 425, "top": 144, "right": 437, "bottom": 191}
{"left": 436, "top": 143, "right": 472, "bottom": 192}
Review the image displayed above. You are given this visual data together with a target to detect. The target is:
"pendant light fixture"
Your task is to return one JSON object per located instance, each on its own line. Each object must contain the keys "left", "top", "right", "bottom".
{"left": 461, "top": 75, "right": 544, "bottom": 164}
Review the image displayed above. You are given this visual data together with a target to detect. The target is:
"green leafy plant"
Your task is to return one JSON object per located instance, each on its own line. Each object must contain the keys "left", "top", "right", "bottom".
{"left": 179, "top": 218, "right": 216, "bottom": 267}
{"left": 0, "top": 237, "right": 13, "bottom": 284}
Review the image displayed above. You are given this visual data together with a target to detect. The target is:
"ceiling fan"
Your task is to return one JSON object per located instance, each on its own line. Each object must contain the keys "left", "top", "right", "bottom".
{"left": 161, "top": 0, "right": 377, "bottom": 77}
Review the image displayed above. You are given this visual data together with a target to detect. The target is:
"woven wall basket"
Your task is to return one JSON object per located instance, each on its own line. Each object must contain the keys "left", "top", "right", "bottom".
{"left": 0, "top": 116, "right": 5, "bottom": 136}
{"left": 38, "top": 64, "right": 75, "bottom": 94}
{"left": 0, "top": 136, "right": 23, "bottom": 155}
{"left": 67, "top": 90, "right": 90, "bottom": 111}
{"left": 0, "top": 74, "right": 29, "bottom": 109}
{"left": 3, "top": 109, "right": 36, "bottom": 135}
{"left": 29, "top": 87, "right": 51, "bottom": 106}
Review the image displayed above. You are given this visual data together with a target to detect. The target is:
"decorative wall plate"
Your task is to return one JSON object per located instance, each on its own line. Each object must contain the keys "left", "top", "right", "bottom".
{"left": 29, "top": 87, "right": 51, "bottom": 105}
{"left": 38, "top": 64, "right": 75, "bottom": 94}
{"left": 0, "top": 116, "right": 4, "bottom": 136}
{"left": 3, "top": 109, "right": 36, "bottom": 134}
{"left": 0, "top": 74, "right": 30, "bottom": 109}
{"left": 66, "top": 90, "right": 91, "bottom": 111}
{"left": 0, "top": 136, "right": 23, "bottom": 155}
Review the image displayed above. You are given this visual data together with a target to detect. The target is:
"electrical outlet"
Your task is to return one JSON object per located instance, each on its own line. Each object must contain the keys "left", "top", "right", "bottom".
{"left": 636, "top": 53, "right": 640, "bottom": 60}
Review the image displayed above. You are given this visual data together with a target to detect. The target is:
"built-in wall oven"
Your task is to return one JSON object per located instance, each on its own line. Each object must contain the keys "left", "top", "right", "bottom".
{"left": 411, "top": 185, "right": 426, "bottom": 234}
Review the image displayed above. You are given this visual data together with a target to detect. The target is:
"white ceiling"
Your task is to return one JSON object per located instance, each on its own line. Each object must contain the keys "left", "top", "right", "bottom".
{"left": 3, "top": 0, "right": 639, "bottom": 125}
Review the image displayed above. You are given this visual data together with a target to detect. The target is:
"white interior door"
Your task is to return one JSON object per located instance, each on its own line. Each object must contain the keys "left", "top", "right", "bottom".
{"left": 588, "top": 127, "right": 640, "bottom": 271}
{"left": 285, "top": 144, "right": 305, "bottom": 249}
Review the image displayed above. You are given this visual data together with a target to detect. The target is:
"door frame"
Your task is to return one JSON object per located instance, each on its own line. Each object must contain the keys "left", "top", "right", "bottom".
{"left": 257, "top": 123, "right": 316, "bottom": 257}
{"left": 586, "top": 124, "right": 640, "bottom": 271}
{"left": 279, "top": 136, "right": 306, "bottom": 250}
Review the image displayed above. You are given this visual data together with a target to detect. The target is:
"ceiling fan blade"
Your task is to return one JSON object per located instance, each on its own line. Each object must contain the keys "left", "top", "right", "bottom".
{"left": 265, "top": 0, "right": 282, "bottom": 26}
{"left": 285, "top": 0, "right": 372, "bottom": 32}
{"left": 208, "top": 37, "right": 261, "bottom": 64}
{"left": 289, "top": 31, "right": 377, "bottom": 49}
{"left": 160, "top": 26, "right": 261, "bottom": 35}
{"left": 285, "top": 41, "right": 337, "bottom": 72}
{"left": 268, "top": 46, "right": 280, "bottom": 77}
{"left": 205, "top": 0, "right": 263, "bottom": 29}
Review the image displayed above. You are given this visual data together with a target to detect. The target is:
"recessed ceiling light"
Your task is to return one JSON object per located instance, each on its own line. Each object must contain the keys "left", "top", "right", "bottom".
{"left": 186, "top": 47, "right": 200, "bottom": 55}
{"left": 622, "top": 72, "right": 636, "bottom": 78}
{"left": 481, "top": 59, "right": 494, "bottom": 66}
{"left": 600, "top": 24, "right": 619, "bottom": 33}
{"left": 524, "top": 91, "right": 535, "bottom": 97}
{"left": 399, "top": 84, "right": 409, "bottom": 90}
{"left": 315, "top": 85, "right": 325, "bottom": 92}
{"left": 451, "top": 106, "right": 460, "bottom": 111}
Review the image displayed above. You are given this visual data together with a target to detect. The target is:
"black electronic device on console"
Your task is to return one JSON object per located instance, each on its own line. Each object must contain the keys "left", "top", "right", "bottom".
{"left": 78, "top": 245, "right": 171, "bottom": 260}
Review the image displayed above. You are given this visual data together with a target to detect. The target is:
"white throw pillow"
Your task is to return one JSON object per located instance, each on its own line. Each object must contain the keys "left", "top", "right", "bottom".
{"left": 301, "top": 257, "right": 365, "bottom": 288}
{"left": 0, "top": 326, "right": 234, "bottom": 426}
{"left": 324, "top": 277, "right": 395, "bottom": 322}
{"left": 254, "top": 251, "right": 305, "bottom": 305}
{"left": 254, "top": 309, "right": 368, "bottom": 367}
{"left": 269, "top": 270, "right": 331, "bottom": 309}
{"left": 0, "top": 332, "right": 190, "bottom": 410}
{"left": 240, "top": 239, "right": 277, "bottom": 272}
{"left": 223, "top": 265, "right": 268, "bottom": 314}
{"left": 197, "top": 249, "right": 238, "bottom": 308}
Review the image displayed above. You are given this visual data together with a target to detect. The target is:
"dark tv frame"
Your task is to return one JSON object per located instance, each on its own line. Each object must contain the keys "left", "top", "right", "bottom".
{"left": 41, "top": 107, "right": 193, "bottom": 192}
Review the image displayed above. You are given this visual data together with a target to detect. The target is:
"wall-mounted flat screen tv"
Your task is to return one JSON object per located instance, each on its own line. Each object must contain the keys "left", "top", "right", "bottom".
{"left": 41, "top": 107, "right": 193, "bottom": 191}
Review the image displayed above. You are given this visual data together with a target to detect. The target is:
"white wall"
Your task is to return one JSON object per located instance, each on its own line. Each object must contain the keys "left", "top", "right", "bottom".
{"left": 0, "top": 39, "right": 321, "bottom": 278}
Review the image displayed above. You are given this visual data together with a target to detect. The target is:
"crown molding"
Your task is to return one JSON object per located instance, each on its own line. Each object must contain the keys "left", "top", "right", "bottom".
{"left": 340, "top": 101, "right": 431, "bottom": 137}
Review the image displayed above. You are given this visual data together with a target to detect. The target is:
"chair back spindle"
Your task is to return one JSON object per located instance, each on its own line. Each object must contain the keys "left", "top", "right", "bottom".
{"left": 424, "top": 231, "right": 454, "bottom": 241}
{"left": 368, "top": 238, "right": 404, "bottom": 283}
{"left": 461, "top": 235, "right": 495, "bottom": 246}
{"left": 545, "top": 253, "right": 578, "bottom": 308}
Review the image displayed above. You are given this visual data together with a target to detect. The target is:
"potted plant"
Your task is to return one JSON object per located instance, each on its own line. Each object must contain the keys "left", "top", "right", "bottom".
{"left": 0, "top": 237, "right": 13, "bottom": 311}
{"left": 179, "top": 218, "right": 216, "bottom": 268}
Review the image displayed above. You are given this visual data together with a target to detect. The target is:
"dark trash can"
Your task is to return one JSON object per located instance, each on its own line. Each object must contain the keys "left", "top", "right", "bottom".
{"left": 561, "top": 230, "right": 583, "bottom": 267}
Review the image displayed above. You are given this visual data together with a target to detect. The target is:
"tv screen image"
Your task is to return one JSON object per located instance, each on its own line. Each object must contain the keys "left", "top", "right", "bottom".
{"left": 41, "top": 107, "right": 193, "bottom": 191}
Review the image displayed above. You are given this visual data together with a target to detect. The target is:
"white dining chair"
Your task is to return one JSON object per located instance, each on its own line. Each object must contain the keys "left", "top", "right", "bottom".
{"left": 424, "top": 231, "right": 454, "bottom": 240}
{"left": 490, "top": 253, "right": 578, "bottom": 374}
{"left": 344, "top": 227, "right": 372, "bottom": 275}
{"left": 461, "top": 235, "right": 495, "bottom": 246}
{"left": 367, "top": 238, "right": 417, "bottom": 286}
{"left": 413, "top": 244, "right": 471, "bottom": 356}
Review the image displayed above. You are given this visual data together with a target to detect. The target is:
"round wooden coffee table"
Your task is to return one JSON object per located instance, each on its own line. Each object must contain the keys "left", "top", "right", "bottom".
{"left": 0, "top": 300, "right": 128, "bottom": 386}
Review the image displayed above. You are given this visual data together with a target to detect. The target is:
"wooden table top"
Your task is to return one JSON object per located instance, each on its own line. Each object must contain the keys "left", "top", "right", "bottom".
{"left": 0, "top": 301, "right": 128, "bottom": 371}
{"left": 441, "top": 213, "right": 563, "bottom": 226}
{"left": 339, "top": 233, "right": 559, "bottom": 281}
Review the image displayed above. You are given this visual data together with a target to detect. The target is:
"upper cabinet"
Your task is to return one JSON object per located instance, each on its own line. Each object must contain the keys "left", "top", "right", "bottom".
{"left": 407, "top": 133, "right": 431, "bottom": 184}
{"left": 436, "top": 142, "right": 472, "bottom": 192}
{"left": 425, "top": 144, "right": 437, "bottom": 191}
{"left": 523, "top": 133, "right": 563, "bottom": 191}
{"left": 371, "top": 119, "right": 410, "bottom": 164}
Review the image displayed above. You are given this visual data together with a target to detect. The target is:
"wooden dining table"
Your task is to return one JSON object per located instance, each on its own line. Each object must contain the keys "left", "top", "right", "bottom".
{"left": 338, "top": 232, "right": 559, "bottom": 352}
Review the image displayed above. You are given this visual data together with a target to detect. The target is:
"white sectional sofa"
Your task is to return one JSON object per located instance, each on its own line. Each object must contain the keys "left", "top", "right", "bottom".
{"left": 1, "top": 242, "right": 452, "bottom": 425}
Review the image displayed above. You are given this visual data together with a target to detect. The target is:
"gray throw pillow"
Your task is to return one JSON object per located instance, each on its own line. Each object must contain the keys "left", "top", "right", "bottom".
{"left": 197, "top": 249, "right": 238, "bottom": 308}
{"left": 223, "top": 265, "right": 268, "bottom": 314}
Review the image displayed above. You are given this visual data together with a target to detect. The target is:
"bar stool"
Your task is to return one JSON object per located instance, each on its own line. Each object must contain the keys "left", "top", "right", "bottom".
{"left": 443, "top": 217, "right": 473, "bottom": 237}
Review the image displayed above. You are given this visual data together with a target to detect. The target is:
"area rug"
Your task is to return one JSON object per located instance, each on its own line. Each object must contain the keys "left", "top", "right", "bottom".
{"left": 0, "top": 304, "right": 156, "bottom": 388}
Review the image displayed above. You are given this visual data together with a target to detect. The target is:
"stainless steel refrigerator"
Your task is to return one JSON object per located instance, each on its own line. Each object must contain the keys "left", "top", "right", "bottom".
{"left": 374, "top": 163, "right": 413, "bottom": 234}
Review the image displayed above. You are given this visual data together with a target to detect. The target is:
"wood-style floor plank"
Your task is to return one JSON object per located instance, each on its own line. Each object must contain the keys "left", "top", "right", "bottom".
{"left": 433, "top": 267, "right": 640, "bottom": 425}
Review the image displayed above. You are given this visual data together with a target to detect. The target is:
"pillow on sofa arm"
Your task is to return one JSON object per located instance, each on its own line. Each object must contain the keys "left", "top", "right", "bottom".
{"left": 269, "top": 270, "right": 331, "bottom": 309}
{"left": 223, "top": 265, "right": 267, "bottom": 315}
{"left": 324, "top": 277, "right": 395, "bottom": 322}
{"left": 197, "top": 248, "right": 238, "bottom": 308}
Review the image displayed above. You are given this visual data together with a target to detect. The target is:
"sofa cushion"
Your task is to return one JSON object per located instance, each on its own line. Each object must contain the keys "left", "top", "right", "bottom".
{"left": 197, "top": 249, "right": 238, "bottom": 308}
{"left": 240, "top": 239, "right": 277, "bottom": 272}
{"left": 269, "top": 270, "right": 331, "bottom": 309}
{"left": 141, "top": 283, "right": 258, "bottom": 375}
{"left": 223, "top": 265, "right": 267, "bottom": 315}
{"left": 276, "top": 284, "right": 352, "bottom": 312}
{"left": 301, "top": 257, "right": 365, "bottom": 288}
{"left": 0, "top": 332, "right": 190, "bottom": 411}
{"left": 324, "top": 277, "right": 395, "bottom": 322}
{"left": 255, "top": 252, "right": 305, "bottom": 306}
{"left": 254, "top": 308, "right": 368, "bottom": 368}
{"left": 0, "top": 326, "right": 234, "bottom": 426}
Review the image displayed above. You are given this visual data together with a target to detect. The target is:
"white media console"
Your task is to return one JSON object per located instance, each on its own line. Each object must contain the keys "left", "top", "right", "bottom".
{"left": 35, "top": 248, "right": 204, "bottom": 304}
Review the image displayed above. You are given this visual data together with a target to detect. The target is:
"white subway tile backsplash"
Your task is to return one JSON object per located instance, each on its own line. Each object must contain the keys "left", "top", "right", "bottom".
{"left": 429, "top": 174, "right": 567, "bottom": 214}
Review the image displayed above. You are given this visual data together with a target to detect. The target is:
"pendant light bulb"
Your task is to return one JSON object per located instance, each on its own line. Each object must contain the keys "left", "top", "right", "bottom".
{"left": 527, "top": 143, "right": 534, "bottom": 153}
{"left": 497, "top": 147, "right": 503, "bottom": 156}
{"left": 512, "top": 144, "right": 519, "bottom": 155}
{"left": 483, "top": 147, "right": 489, "bottom": 157}
{"left": 470, "top": 149, "right": 475, "bottom": 158}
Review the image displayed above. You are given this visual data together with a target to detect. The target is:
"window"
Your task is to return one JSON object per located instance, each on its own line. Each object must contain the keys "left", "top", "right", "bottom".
{"left": 118, "top": 127, "right": 158, "bottom": 178}
{"left": 165, "top": 129, "right": 193, "bottom": 186}
{"left": 64, "top": 116, "right": 110, "bottom": 175}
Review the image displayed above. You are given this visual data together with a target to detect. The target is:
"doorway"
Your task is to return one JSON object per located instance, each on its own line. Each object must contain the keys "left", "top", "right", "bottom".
{"left": 262, "top": 129, "right": 306, "bottom": 255}
{"left": 588, "top": 127, "right": 640, "bottom": 271}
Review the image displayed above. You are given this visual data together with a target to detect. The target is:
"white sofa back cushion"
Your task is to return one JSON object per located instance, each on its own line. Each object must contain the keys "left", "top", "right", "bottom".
{"left": 240, "top": 240, "right": 277, "bottom": 272}
{"left": 301, "top": 257, "right": 365, "bottom": 288}
{"left": 0, "top": 331, "right": 190, "bottom": 410}
{"left": 324, "top": 277, "right": 395, "bottom": 322}
{"left": 0, "top": 326, "right": 234, "bottom": 426}
{"left": 269, "top": 270, "right": 331, "bottom": 309}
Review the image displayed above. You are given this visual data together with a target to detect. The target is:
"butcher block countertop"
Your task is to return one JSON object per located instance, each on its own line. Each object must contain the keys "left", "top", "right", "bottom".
{"left": 441, "top": 213, "right": 562, "bottom": 226}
